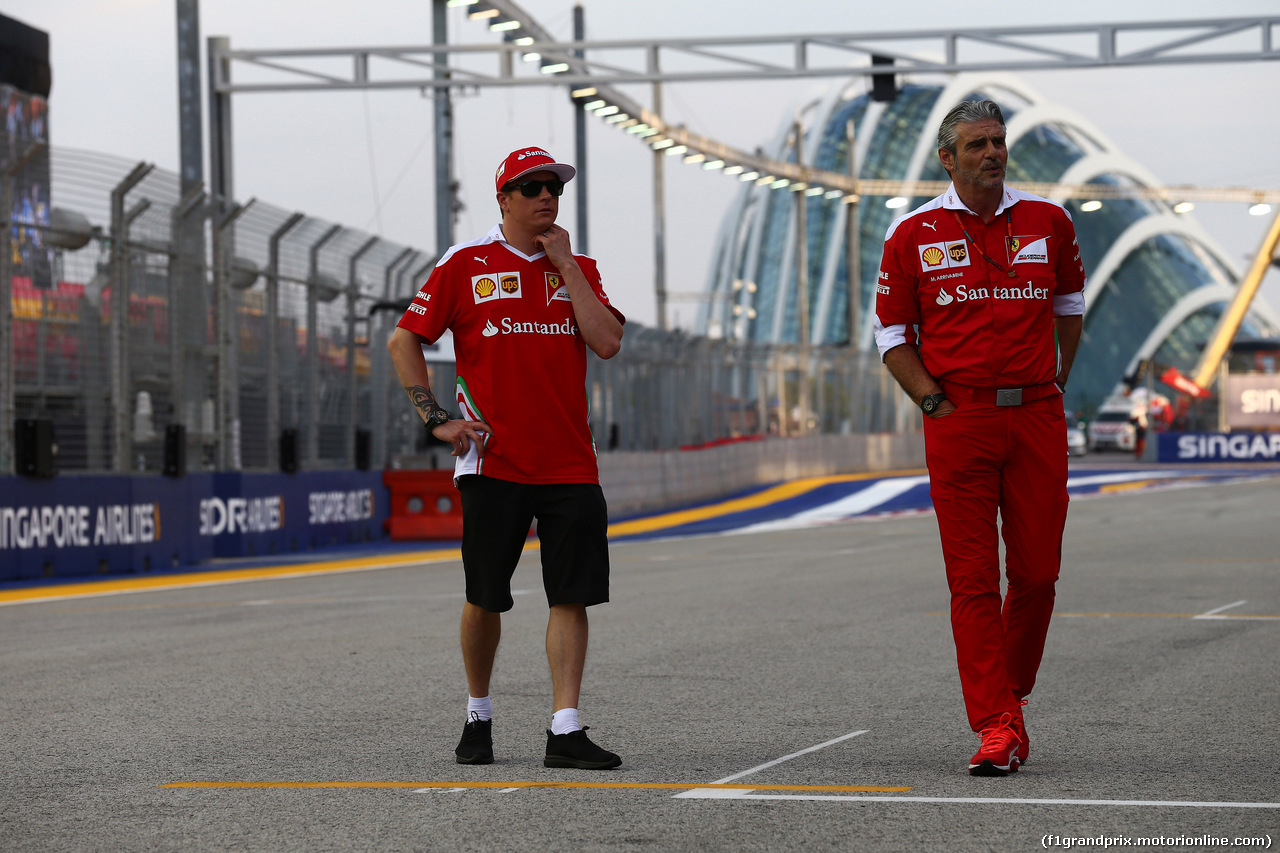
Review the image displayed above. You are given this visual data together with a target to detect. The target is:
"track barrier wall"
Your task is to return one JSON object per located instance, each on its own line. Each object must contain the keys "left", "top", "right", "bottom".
{"left": 0, "top": 470, "right": 387, "bottom": 581}
{"left": 382, "top": 469, "right": 464, "bottom": 541}
{"left": 1158, "top": 431, "right": 1280, "bottom": 463}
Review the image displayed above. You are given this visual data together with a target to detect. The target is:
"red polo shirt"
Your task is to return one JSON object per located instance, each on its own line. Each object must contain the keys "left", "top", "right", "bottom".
{"left": 398, "top": 224, "right": 625, "bottom": 485}
{"left": 874, "top": 183, "right": 1086, "bottom": 388}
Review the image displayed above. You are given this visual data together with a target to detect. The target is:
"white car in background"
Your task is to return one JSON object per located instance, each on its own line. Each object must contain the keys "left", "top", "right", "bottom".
{"left": 1087, "top": 407, "right": 1138, "bottom": 452}
{"left": 1065, "top": 411, "right": 1088, "bottom": 456}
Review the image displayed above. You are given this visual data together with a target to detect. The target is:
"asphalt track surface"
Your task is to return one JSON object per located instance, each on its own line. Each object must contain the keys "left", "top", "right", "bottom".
{"left": 3, "top": 461, "right": 1278, "bottom": 852}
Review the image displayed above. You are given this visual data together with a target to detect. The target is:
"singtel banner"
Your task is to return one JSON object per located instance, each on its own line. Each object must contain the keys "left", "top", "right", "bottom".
{"left": 1225, "top": 374, "right": 1280, "bottom": 429}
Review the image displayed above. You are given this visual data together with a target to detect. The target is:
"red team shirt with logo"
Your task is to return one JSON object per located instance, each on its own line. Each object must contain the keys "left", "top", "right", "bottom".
{"left": 874, "top": 184, "right": 1086, "bottom": 387}
{"left": 397, "top": 224, "right": 625, "bottom": 485}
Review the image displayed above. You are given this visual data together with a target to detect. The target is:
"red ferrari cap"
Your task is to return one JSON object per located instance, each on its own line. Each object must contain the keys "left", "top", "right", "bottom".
{"left": 494, "top": 147, "right": 576, "bottom": 192}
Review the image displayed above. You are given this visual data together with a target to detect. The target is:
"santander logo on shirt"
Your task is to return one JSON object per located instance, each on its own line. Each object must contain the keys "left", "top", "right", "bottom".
{"left": 486, "top": 317, "right": 579, "bottom": 337}
{"left": 935, "top": 281, "right": 1051, "bottom": 305}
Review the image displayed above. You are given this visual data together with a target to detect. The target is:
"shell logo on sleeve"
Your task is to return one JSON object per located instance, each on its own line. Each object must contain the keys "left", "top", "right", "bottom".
{"left": 473, "top": 276, "right": 499, "bottom": 303}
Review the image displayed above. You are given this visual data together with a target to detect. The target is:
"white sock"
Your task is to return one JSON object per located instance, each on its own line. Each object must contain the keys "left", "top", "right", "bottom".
{"left": 550, "top": 707, "right": 580, "bottom": 735}
{"left": 467, "top": 695, "right": 492, "bottom": 723}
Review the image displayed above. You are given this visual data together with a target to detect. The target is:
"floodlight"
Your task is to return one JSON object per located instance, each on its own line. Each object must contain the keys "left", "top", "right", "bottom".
{"left": 491, "top": 20, "right": 521, "bottom": 32}
{"left": 1080, "top": 200, "right": 1103, "bottom": 212}
{"left": 469, "top": 8, "right": 500, "bottom": 19}
{"left": 540, "top": 62, "right": 570, "bottom": 74}
{"left": 885, "top": 196, "right": 909, "bottom": 209}
{"left": 1173, "top": 202, "right": 1194, "bottom": 214}
{"left": 1249, "top": 203, "right": 1272, "bottom": 216}
{"left": 703, "top": 160, "right": 726, "bottom": 170}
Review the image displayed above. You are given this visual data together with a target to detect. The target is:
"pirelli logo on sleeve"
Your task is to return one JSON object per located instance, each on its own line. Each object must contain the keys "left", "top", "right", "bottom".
{"left": 918, "top": 241, "right": 971, "bottom": 273}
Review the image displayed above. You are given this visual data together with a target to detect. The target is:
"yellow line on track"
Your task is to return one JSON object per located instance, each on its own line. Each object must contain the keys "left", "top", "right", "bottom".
{"left": 160, "top": 781, "right": 912, "bottom": 792}
{"left": 1099, "top": 480, "right": 1158, "bottom": 493}
{"left": 605, "top": 468, "right": 927, "bottom": 537}
{"left": 0, "top": 547, "right": 467, "bottom": 605}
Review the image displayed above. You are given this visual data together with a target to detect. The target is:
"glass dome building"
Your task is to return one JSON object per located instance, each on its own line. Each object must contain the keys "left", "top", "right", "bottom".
{"left": 700, "top": 73, "right": 1280, "bottom": 410}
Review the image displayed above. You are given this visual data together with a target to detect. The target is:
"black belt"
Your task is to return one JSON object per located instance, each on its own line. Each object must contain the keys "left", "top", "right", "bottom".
{"left": 942, "top": 381, "right": 1060, "bottom": 406}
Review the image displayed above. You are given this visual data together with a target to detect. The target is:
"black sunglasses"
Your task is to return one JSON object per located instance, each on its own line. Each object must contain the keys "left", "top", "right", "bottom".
{"left": 507, "top": 178, "right": 565, "bottom": 198}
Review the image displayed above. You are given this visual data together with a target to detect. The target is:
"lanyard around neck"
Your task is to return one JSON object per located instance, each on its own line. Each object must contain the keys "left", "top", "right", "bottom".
{"left": 950, "top": 209, "right": 1017, "bottom": 278}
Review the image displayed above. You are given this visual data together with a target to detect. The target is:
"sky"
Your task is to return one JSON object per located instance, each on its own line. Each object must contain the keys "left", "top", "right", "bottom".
{"left": 6, "top": 0, "right": 1280, "bottom": 329}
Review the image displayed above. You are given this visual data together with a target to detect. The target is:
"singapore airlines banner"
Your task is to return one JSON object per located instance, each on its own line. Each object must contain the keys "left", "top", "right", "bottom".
{"left": 1158, "top": 431, "right": 1280, "bottom": 463}
{"left": 0, "top": 471, "right": 387, "bottom": 582}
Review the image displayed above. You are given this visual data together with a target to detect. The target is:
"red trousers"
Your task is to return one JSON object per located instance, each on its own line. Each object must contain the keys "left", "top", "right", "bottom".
{"left": 923, "top": 392, "right": 1068, "bottom": 732}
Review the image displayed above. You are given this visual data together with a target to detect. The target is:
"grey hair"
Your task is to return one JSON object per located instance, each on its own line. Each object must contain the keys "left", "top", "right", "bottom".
{"left": 937, "top": 98, "right": 1006, "bottom": 154}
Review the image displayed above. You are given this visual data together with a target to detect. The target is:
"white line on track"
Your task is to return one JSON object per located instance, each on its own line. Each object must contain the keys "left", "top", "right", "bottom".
{"left": 672, "top": 730, "right": 868, "bottom": 799}
{"left": 704, "top": 794, "right": 1280, "bottom": 808}
{"left": 1194, "top": 600, "right": 1248, "bottom": 619}
{"left": 733, "top": 479, "right": 930, "bottom": 533}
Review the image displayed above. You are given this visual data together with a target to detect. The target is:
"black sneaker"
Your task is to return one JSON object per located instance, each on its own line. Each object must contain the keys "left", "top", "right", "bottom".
{"left": 544, "top": 726, "right": 621, "bottom": 769}
{"left": 455, "top": 713, "right": 493, "bottom": 765}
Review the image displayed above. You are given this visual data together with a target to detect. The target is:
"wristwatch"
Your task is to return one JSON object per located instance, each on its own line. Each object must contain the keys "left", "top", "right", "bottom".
{"left": 920, "top": 393, "right": 947, "bottom": 416}
{"left": 425, "top": 406, "right": 450, "bottom": 431}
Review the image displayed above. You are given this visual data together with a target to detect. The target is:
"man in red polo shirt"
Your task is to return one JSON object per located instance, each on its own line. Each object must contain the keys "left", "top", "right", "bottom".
{"left": 388, "top": 146, "right": 625, "bottom": 769}
{"left": 874, "top": 99, "right": 1085, "bottom": 776}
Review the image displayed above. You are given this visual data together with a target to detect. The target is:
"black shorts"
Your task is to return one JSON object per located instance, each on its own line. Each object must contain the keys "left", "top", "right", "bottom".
{"left": 456, "top": 475, "right": 610, "bottom": 612}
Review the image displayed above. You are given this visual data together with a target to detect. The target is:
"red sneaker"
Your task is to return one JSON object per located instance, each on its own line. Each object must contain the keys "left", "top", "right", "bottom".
{"left": 1012, "top": 700, "right": 1030, "bottom": 766}
{"left": 969, "top": 711, "right": 1021, "bottom": 776}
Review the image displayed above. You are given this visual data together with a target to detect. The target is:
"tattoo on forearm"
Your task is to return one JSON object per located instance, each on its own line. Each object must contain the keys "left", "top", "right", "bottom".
{"left": 405, "top": 384, "right": 437, "bottom": 416}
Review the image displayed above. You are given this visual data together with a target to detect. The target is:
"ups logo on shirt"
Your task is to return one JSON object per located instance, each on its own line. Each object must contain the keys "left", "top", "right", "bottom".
{"left": 948, "top": 243, "right": 967, "bottom": 263}
{"left": 473, "top": 272, "right": 522, "bottom": 304}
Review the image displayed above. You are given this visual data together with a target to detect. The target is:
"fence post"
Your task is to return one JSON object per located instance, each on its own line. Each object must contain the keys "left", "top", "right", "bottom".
{"left": 347, "top": 236, "right": 379, "bottom": 466}
{"left": 305, "top": 225, "right": 343, "bottom": 469}
{"left": 212, "top": 199, "right": 253, "bottom": 470}
{"left": 372, "top": 247, "right": 416, "bottom": 470}
{"left": 108, "top": 162, "right": 155, "bottom": 473}
{"left": 169, "top": 186, "right": 206, "bottom": 460}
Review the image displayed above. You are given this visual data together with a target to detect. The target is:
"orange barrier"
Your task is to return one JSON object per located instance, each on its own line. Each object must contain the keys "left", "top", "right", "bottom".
{"left": 382, "top": 470, "right": 464, "bottom": 540}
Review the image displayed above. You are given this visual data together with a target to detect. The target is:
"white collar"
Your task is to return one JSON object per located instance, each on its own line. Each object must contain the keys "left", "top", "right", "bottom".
{"left": 940, "top": 182, "right": 1020, "bottom": 218}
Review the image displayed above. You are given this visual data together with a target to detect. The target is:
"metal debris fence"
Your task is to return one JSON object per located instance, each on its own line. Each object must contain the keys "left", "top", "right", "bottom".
{"left": 2, "top": 147, "right": 914, "bottom": 476}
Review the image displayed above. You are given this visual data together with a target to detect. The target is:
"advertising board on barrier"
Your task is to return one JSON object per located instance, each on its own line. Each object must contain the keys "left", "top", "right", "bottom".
{"left": 1158, "top": 431, "right": 1280, "bottom": 463}
{"left": 0, "top": 471, "right": 388, "bottom": 582}
{"left": 1224, "top": 374, "right": 1280, "bottom": 430}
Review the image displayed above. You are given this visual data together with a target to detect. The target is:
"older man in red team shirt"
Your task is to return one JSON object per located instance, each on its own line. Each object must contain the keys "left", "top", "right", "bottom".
{"left": 389, "top": 147, "right": 625, "bottom": 770}
{"left": 874, "top": 100, "right": 1085, "bottom": 775}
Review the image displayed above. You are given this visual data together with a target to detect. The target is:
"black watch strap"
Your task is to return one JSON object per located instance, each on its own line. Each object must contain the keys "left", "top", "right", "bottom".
{"left": 426, "top": 406, "right": 450, "bottom": 430}
{"left": 921, "top": 393, "right": 947, "bottom": 415}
